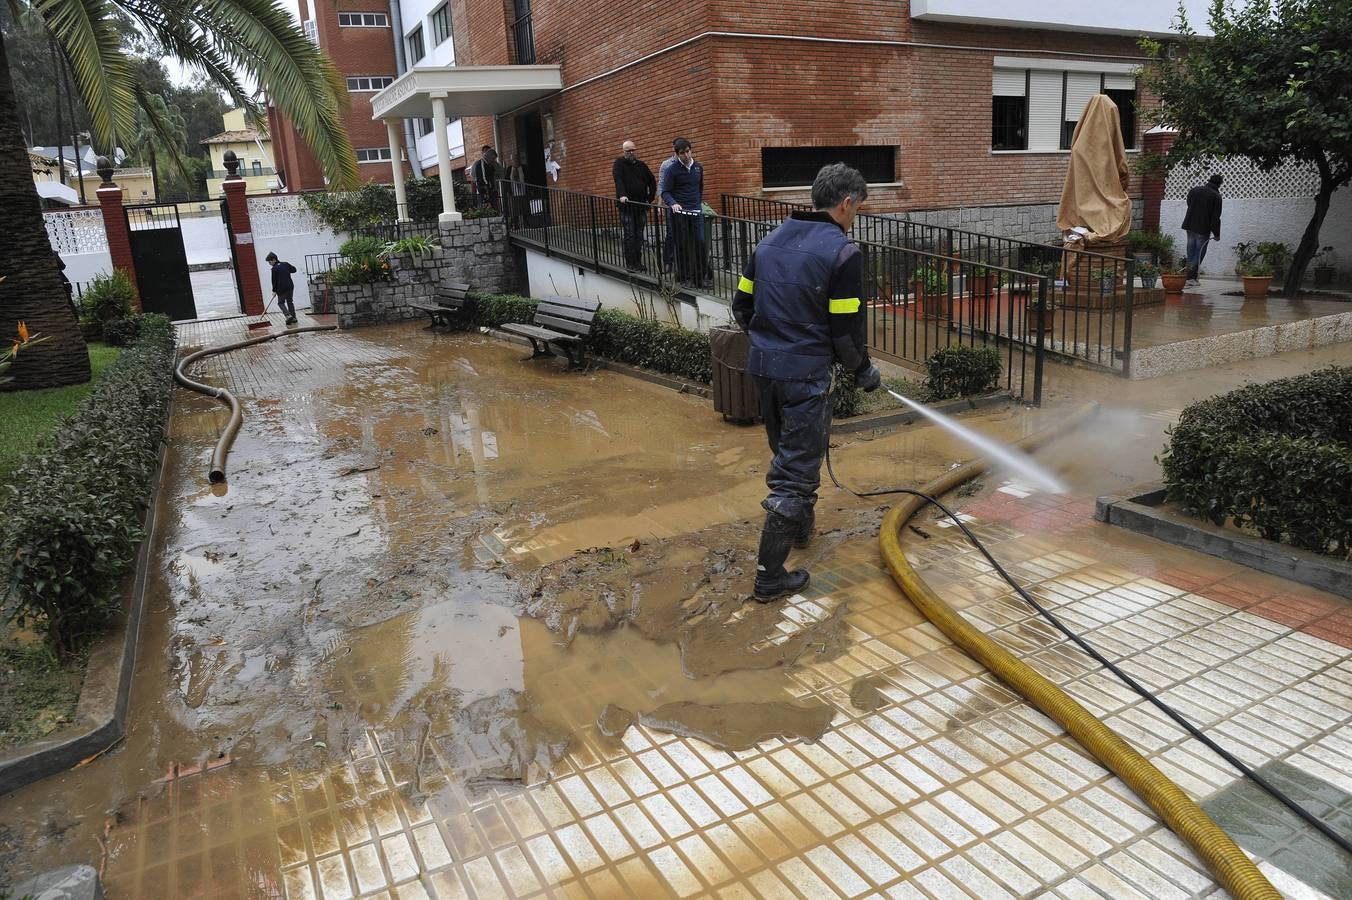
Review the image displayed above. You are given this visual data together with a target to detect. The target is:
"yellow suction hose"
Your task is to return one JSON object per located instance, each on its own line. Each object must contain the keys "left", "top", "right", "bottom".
{"left": 876, "top": 402, "right": 1279, "bottom": 899}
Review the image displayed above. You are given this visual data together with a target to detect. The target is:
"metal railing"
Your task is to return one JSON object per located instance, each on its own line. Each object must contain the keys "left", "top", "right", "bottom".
{"left": 209, "top": 167, "right": 275, "bottom": 179}
{"left": 512, "top": 13, "right": 535, "bottom": 64}
{"left": 503, "top": 181, "right": 1058, "bottom": 402}
{"left": 349, "top": 219, "right": 442, "bottom": 243}
{"left": 722, "top": 194, "right": 1137, "bottom": 375}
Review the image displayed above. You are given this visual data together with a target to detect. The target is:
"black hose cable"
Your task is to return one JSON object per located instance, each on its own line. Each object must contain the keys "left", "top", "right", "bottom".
{"left": 825, "top": 444, "right": 1352, "bottom": 857}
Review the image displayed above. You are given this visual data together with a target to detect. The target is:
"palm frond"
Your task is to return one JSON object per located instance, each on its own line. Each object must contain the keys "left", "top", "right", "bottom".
{"left": 119, "top": 0, "right": 359, "bottom": 188}
{"left": 34, "top": 0, "right": 137, "bottom": 150}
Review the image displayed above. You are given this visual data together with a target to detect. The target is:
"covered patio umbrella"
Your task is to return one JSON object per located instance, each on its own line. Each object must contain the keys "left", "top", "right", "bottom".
{"left": 1055, "top": 94, "right": 1131, "bottom": 247}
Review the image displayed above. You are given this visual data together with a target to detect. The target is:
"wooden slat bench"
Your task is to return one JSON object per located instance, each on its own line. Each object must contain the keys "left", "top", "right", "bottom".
{"left": 501, "top": 295, "right": 602, "bottom": 370}
{"left": 409, "top": 281, "right": 471, "bottom": 329}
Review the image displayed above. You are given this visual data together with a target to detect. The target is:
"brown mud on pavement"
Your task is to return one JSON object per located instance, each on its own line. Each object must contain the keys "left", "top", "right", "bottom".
{"left": 0, "top": 323, "right": 1063, "bottom": 894}
{"left": 639, "top": 701, "right": 836, "bottom": 752}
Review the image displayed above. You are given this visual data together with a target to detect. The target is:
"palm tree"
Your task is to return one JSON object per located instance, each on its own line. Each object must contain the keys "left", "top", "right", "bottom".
{"left": 131, "top": 92, "right": 186, "bottom": 201}
{"left": 1, "top": 1, "right": 359, "bottom": 390}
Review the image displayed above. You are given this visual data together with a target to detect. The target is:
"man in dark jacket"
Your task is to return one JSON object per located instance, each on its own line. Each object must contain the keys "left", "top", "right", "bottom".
{"left": 613, "top": 140, "right": 657, "bottom": 271}
{"left": 658, "top": 137, "right": 707, "bottom": 284}
{"left": 471, "top": 146, "right": 501, "bottom": 211}
{"left": 733, "top": 163, "right": 882, "bottom": 602}
{"left": 265, "top": 252, "right": 298, "bottom": 325}
{"left": 1182, "top": 174, "right": 1223, "bottom": 283}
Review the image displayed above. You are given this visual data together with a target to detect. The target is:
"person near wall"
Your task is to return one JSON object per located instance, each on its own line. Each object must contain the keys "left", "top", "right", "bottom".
{"left": 613, "top": 140, "right": 657, "bottom": 272}
{"left": 471, "top": 146, "right": 501, "bottom": 211}
{"left": 506, "top": 152, "right": 528, "bottom": 228}
{"left": 658, "top": 137, "right": 708, "bottom": 285}
{"left": 265, "top": 251, "right": 298, "bottom": 326}
{"left": 732, "top": 163, "right": 882, "bottom": 602}
{"left": 1182, "top": 173, "right": 1223, "bottom": 284}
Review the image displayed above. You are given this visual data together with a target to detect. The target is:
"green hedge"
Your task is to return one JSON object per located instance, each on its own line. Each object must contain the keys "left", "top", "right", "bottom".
{"left": 463, "top": 293, "right": 866, "bottom": 414}
{"left": 1160, "top": 367, "right": 1352, "bottom": 557}
{"left": 1, "top": 315, "right": 176, "bottom": 658}
{"left": 924, "top": 345, "right": 1002, "bottom": 400}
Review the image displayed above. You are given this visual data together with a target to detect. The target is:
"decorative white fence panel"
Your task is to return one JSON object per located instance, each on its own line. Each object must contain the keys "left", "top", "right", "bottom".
{"left": 44, "top": 208, "right": 113, "bottom": 284}
{"left": 247, "top": 193, "right": 349, "bottom": 310}
{"left": 1164, "top": 157, "right": 1349, "bottom": 281}
{"left": 44, "top": 208, "right": 108, "bottom": 255}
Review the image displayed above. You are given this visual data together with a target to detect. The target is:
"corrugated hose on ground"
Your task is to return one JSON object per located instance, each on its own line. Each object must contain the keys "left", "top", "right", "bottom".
{"left": 823, "top": 399, "right": 1351, "bottom": 898}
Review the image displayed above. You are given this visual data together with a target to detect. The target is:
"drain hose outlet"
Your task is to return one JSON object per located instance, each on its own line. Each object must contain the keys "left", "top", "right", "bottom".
{"left": 876, "top": 403, "right": 1279, "bottom": 899}
{"left": 174, "top": 325, "right": 337, "bottom": 484}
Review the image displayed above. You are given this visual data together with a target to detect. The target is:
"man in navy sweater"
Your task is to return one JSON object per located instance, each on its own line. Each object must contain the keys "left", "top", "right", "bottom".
{"left": 733, "top": 163, "right": 882, "bottom": 601}
{"left": 658, "top": 137, "right": 708, "bottom": 285}
{"left": 265, "top": 252, "right": 299, "bottom": 325}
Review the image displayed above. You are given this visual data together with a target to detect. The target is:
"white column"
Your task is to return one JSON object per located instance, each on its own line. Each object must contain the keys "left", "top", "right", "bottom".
{"left": 385, "top": 119, "right": 410, "bottom": 223}
{"left": 431, "top": 93, "right": 461, "bottom": 223}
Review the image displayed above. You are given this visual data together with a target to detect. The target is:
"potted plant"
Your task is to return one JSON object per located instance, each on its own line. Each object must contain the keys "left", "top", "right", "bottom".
{"left": 1091, "top": 267, "right": 1118, "bottom": 297}
{"left": 1239, "top": 259, "right": 1274, "bottom": 298}
{"left": 1136, "top": 261, "right": 1160, "bottom": 290}
{"left": 969, "top": 264, "right": 1000, "bottom": 298}
{"left": 913, "top": 263, "right": 948, "bottom": 317}
{"left": 1313, "top": 246, "right": 1336, "bottom": 286}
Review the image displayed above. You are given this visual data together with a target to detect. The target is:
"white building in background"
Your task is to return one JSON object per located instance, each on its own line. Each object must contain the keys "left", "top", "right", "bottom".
{"left": 396, "top": 0, "right": 467, "bottom": 175}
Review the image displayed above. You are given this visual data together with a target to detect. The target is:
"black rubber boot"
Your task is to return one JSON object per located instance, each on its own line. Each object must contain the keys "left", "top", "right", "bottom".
{"left": 792, "top": 508, "right": 815, "bottom": 549}
{"left": 754, "top": 512, "right": 810, "bottom": 602}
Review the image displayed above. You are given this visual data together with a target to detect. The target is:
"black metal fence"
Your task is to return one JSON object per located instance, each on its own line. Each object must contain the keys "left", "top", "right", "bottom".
{"left": 722, "top": 194, "right": 1137, "bottom": 375}
{"left": 349, "top": 219, "right": 442, "bottom": 244}
{"left": 504, "top": 182, "right": 1060, "bottom": 402}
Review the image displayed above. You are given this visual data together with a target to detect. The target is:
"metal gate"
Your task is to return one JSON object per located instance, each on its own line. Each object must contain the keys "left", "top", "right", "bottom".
{"left": 125, "top": 203, "right": 197, "bottom": 321}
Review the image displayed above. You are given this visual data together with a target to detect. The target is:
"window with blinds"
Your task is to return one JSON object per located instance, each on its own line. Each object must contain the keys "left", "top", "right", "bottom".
{"left": 992, "top": 64, "right": 1137, "bottom": 151}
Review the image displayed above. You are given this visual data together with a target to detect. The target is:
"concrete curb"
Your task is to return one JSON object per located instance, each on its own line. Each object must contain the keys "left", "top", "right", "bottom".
{"left": 0, "top": 404, "right": 173, "bottom": 797}
{"left": 1095, "top": 484, "right": 1352, "bottom": 600}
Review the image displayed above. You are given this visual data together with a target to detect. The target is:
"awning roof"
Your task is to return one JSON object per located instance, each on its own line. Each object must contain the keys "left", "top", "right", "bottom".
{"left": 370, "top": 65, "right": 562, "bottom": 120}
{"left": 36, "top": 180, "right": 80, "bottom": 205}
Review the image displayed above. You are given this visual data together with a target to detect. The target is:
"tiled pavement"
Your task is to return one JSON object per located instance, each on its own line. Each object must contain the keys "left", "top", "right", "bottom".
{"left": 87, "top": 321, "right": 1350, "bottom": 897}
{"left": 100, "top": 483, "right": 1351, "bottom": 898}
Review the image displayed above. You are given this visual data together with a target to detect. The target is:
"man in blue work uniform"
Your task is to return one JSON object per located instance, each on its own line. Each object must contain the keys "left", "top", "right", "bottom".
{"left": 658, "top": 137, "right": 707, "bottom": 285}
{"left": 733, "top": 163, "right": 881, "bottom": 602}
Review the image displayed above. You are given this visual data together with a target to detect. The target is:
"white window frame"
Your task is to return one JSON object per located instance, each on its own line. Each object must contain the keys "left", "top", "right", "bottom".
{"left": 406, "top": 25, "right": 425, "bottom": 63}
{"left": 355, "top": 147, "right": 394, "bottom": 163}
{"left": 431, "top": 3, "right": 452, "bottom": 47}
{"left": 338, "top": 12, "right": 389, "bottom": 27}
{"left": 991, "top": 58, "right": 1138, "bottom": 154}
{"left": 345, "top": 76, "right": 395, "bottom": 92}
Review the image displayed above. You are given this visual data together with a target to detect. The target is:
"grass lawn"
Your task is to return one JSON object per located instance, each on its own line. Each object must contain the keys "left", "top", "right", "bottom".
{"left": 0, "top": 342, "right": 120, "bottom": 481}
{"left": 0, "top": 644, "right": 86, "bottom": 751}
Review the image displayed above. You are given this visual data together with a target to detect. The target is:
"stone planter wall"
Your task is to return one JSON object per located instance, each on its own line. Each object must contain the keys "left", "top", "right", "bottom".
{"left": 333, "top": 216, "right": 517, "bottom": 328}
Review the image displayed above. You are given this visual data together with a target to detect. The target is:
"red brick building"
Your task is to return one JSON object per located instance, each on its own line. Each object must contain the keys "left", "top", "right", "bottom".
{"left": 268, "top": 1, "right": 414, "bottom": 192}
{"left": 435, "top": 0, "right": 1177, "bottom": 234}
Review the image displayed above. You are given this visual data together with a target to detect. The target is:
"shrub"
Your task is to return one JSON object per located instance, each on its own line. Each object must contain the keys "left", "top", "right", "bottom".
{"left": 303, "top": 179, "right": 499, "bottom": 232}
{"left": 831, "top": 364, "right": 863, "bottom": 418}
{"left": 101, "top": 315, "right": 144, "bottom": 348}
{"left": 1, "top": 315, "right": 175, "bottom": 659}
{"left": 589, "top": 309, "right": 713, "bottom": 384}
{"left": 79, "top": 270, "right": 135, "bottom": 332}
{"left": 1160, "top": 367, "right": 1352, "bottom": 557}
{"left": 381, "top": 236, "right": 439, "bottom": 261}
{"left": 339, "top": 235, "right": 386, "bottom": 261}
{"left": 924, "top": 345, "right": 1002, "bottom": 400}
{"left": 464, "top": 292, "right": 538, "bottom": 329}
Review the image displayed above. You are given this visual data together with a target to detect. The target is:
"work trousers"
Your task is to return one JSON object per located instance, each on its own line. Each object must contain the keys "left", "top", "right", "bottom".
{"left": 755, "top": 373, "right": 833, "bottom": 523}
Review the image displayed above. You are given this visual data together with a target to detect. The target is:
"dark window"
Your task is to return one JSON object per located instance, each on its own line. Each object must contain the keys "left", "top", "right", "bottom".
{"left": 1105, "top": 88, "right": 1137, "bottom": 149}
{"left": 338, "top": 12, "right": 388, "bottom": 27}
{"left": 418, "top": 117, "right": 434, "bottom": 136}
{"left": 432, "top": 4, "right": 452, "bottom": 46}
{"left": 992, "top": 96, "right": 1028, "bottom": 150}
{"left": 406, "top": 26, "right": 425, "bottom": 63}
{"left": 761, "top": 146, "right": 895, "bottom": 188}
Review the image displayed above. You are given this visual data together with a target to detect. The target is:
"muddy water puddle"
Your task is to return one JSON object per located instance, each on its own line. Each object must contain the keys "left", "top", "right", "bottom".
{"left": 0, "top": 326, "right": 1068, "bottom": 893}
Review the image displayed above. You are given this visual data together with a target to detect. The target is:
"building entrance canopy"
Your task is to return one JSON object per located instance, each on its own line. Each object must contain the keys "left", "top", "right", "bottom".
{"left": 370, "top": 65, "right": 562, "bottom": 223}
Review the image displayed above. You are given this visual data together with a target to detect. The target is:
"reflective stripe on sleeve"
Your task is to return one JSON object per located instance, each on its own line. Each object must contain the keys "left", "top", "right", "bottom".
{"left": 828, "top": 297, "right": 861, "bottom": 314}
{"left": 737, "top": 276, "right": 754, "bottom": 294}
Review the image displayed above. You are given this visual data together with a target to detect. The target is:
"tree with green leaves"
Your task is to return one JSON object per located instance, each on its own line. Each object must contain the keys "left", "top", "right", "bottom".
{"left": 1, "top": 1, "right": 359, "bottom": 391}
{"left": 1141, "top": 0, "right": 1352, "bottom": 294}
{"left": 131, "top": 92, "right": 186, "bottom": 201}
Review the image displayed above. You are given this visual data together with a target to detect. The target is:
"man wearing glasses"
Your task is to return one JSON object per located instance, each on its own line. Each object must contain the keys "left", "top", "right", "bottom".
{"left": 613, "top": 140, "right": 657, "bottom": 272}
{"left": 658, "top": 137, "right": 708, "bottom": 285}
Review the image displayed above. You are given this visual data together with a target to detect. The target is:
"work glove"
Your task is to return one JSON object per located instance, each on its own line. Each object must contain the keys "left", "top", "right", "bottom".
{"left": 855, "top": 363, "right": 882, "bottom": 393}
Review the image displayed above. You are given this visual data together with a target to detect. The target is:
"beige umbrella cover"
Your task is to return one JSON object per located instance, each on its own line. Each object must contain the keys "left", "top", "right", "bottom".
{"left": 1055, "top": 94, "right": 1131, "bottom": 246}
